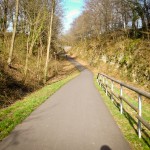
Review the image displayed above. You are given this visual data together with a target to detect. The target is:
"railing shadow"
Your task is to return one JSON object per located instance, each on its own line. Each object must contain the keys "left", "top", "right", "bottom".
{"left": 100, "top": 85, "right": 150, "bottom": 147}
{"left": 123, "top": 110, "right": 150, "bottom": 147}
{"left": 114, "top": 97, "right": 150, "bottom": 147}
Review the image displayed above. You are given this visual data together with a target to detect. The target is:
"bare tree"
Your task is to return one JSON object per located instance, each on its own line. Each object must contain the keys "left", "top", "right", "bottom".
{"left": 23, "top": 1, "right": 47, "bottom": 81}
{"left": 44, "top": 0, "right": 55, "bottom": 84}
{"left": 7, "top": 0, "right": 19, "bottom": 67}
{"left": 0, "top": 0, "right": 8, "bottom": 33}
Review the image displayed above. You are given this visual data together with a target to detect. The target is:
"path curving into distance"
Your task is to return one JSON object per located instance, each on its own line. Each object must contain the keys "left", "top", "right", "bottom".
{"left": 0, "top": 57, "right": 130, "bottom": 150}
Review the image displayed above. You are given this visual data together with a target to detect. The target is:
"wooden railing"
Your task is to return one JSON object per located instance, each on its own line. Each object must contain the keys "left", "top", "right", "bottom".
{"left": 97, "top": 73, "right": 150, "bottom": 138}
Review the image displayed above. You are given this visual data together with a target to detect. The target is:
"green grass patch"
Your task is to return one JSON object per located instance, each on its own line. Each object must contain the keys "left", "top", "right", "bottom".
{"left": 94, "top": 76, "right": 150, "bottom": 150}
{"left": 105, "top": 79, "right": 150, "bottom": 122}
{"left": 0, "top": 72, "right": 79, "bottom": 141}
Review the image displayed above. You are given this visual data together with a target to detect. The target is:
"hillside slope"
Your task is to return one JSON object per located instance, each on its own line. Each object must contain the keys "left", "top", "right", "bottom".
{"left": 69, "top": 36, "right": 150, "bottom": 92}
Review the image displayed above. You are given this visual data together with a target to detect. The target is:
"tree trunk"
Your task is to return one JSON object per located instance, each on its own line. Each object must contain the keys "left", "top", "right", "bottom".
{"left": 144, "top": 0, "right": 150, "bottom": 30}
{"left": 2, "top": 0, "right": 8, "bottom": 38}
{"left": 141, "top": 16, "right": 146, "bottom": 29}
{"left": 24, "top": 38, "right": 35, "bottom": 81}
{"left": 43, "top": 0, "right": 55, "bottom": 84}
{"left": 24, "top": 35, "right": 30, "bottom": 82}
{"left": 7, "top": 0, "right": 19, "bottom": 66}
{"left": 37, "top": 38, "right": 43, "bottom": 83}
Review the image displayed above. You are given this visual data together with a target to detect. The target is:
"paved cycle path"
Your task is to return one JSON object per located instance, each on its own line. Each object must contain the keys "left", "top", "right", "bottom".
{"left": 0, "top": 58, "right": 130, "bottom": 150}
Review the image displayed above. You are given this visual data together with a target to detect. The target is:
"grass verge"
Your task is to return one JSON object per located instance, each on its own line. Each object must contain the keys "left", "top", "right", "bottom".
{"left": 0, "top": 71, "right": 79, "bottom": 141}
{"left": 94, "top": 76, "right": 150, "bottom": 150}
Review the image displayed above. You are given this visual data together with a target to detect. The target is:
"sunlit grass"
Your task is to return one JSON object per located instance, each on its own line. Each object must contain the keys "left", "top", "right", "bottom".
{"left": 94, "top": 76, "right": 150, "bottom": 150}
{"left": 0, "top": 72, "right": 79, "bottom": 141}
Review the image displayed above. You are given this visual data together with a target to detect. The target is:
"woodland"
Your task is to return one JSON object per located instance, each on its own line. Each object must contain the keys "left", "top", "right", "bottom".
{"left": 0, "top": 0, "right": 65, "bottom": 107}
{"left": 0, "top": 0, "right": 150, "bottom": 107}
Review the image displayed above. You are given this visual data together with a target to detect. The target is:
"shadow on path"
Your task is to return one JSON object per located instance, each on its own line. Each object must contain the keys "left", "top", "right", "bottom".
{"left": 67, "top": 56, "right": 86, "bottom": 72}
{"left": 100, "top": 145, "right": 111, "bottom": 150}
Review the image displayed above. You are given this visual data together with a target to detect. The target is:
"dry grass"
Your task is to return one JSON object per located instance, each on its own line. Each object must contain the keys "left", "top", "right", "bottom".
{"left": 0, "top": 53, "right": 78, "bottom": 108}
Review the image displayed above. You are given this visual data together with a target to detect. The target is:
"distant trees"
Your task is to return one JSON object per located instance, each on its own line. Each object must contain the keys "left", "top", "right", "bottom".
{"left": 127, "top": 0, "right": 150, "bottom": 30}
{"left": 69, "top": 0, "right": 150, "bottom": 41}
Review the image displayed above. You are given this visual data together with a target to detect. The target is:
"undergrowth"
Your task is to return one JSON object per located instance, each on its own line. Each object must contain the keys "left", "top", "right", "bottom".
{"left": 69, "top": 37, "right": 150, "bottom": 92}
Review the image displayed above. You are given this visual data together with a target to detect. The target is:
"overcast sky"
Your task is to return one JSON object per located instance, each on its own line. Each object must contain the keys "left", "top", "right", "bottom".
{"left": 63, "top": 0, "right": 84, "bottom": 33}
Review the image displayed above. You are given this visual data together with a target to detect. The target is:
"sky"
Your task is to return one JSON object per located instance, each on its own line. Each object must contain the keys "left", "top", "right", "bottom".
{"left": 63, "top": 0, "right": 84, "bottom": 33}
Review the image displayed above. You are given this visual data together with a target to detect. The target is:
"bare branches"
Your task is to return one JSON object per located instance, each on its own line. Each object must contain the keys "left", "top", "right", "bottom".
{"left": 69, "top": 0, "right": 150, "bottom": 42}
{"left": 0, "top": 0, "right": 64, "bottom": 84}
{"left": 7, "top": 0, "right": 19, "bottom": 67}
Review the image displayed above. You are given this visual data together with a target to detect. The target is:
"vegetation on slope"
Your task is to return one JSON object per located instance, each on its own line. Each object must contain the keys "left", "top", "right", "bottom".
{"left": 0, "top": 0, "right": 66, "bottom": 108}
{"left": 64, "top": 0, "right": 150, "bottom": 91}
{"left": 69, "top": 36, "right": 150, "bottom": 92}
{"left": 0, "top": 71, "right": 79, "bottom": 141}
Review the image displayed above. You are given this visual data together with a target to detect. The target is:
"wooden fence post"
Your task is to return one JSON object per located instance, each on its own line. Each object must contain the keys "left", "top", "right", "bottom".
{"left": 120, "top": 85, "right": 123, "bottom": 114}
{"left": 97, "top": 73, "right": 99, "bottom": 82}
{"left": 138, "top": 94, "right": 142, "bottom": 138}
{"left": 111, "top": 80, "right": 114, "bottom": 101}
{"left": 99, "top": 75, "right": 102, "bottom": 87}
{"left": 106, "top": 78, "right": 108, "bottom": 96}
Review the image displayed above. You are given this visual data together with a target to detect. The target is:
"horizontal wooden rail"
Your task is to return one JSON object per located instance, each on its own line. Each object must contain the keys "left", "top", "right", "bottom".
{"left": 119, "top": 96, "right": 138, "bottom": 112}
{"left": 111, "top": 91, "right": 119, "bottom": 99}
{"left": 99, "top": 73, "right": 150, "bottom": 99}
{"left": 97, "top": 73, "right": 150, "bottom": 139}
{"left": 136, "top": 116, "right": 150, "bottom": 130}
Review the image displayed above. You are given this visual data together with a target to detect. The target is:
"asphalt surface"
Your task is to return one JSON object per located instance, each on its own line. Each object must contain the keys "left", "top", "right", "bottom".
{"left": 0, "top": 58, "right": 131, "bottom": 150}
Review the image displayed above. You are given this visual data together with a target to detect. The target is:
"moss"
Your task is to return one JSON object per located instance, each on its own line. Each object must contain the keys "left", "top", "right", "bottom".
{"left": 70, "top": 37, "right": 150, "bottom": 91}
